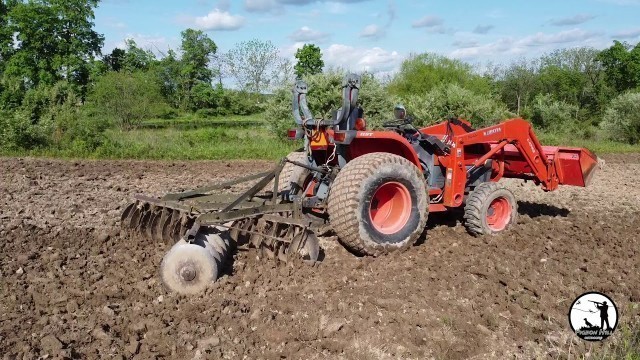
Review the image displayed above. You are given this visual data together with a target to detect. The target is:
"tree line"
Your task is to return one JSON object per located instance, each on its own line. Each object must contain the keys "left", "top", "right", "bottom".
{"left": 0, "top": 0, "right": 326, "bottom": 152}
{"left": 1, "top": 0, "right": 639, "bottom": 156}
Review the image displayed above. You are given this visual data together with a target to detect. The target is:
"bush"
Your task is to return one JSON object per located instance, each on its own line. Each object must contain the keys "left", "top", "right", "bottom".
{"left": 388, "top": 53, "right": 492, "bottom": 97}
{"left": 0, "top": 111, "right": 52, "bottom": 151}
{"left": 87, "top": 71, "right": 171, "bottom": 130}
{"left": 47, "top": 95, "right": 109, "bottom": 153}
{"left": 601, "top": 91, "right": 640, "bottom": 144}
{"left": 220, "top": 90, "right": 264, "bottom": 116}
{"left": 264, "top": 70, "right": 394, "bottom": 138}
{"left": 401, "top": 83, "right": 511, "bottom": 128}
{"left": 530, "top": 93, "right": 578, "bottom": 130}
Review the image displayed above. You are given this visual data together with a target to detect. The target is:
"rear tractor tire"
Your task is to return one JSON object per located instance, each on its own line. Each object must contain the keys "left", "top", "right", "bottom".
{"left": 328, "top": 153, "right": 428, "bottom": 256}
{"left": 463, "top": 182, "right": 518, "bottom": 236}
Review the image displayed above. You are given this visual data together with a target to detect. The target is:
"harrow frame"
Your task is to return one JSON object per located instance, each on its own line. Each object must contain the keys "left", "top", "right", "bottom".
{"left": 121, "top": 157, "right": 323, "bottom": 263}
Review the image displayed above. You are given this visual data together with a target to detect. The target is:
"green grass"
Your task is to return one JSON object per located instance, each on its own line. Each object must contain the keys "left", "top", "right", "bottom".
{"left": 140, "top": 113, "right": 265, "bottom": 130}
{"left": 3, "top": 113, "right": 640, "bottom": 161}
{"left": 22, "top": 126, "right": 300, "bottom": 161}
{"left": 93, "top": 126, "right": 299, "bottom": 160}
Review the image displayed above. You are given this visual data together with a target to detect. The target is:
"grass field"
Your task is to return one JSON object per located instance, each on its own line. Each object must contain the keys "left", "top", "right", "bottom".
{"left": 4, "top": 113, "right": 639, "bottom": 160}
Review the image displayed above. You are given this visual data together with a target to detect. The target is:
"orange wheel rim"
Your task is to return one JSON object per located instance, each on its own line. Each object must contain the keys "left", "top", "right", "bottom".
{"left": 486, "top": 197, "right": 511, "bottom": 231}
{"left": 369, "top": 182, "right": 411, "bottom": 235}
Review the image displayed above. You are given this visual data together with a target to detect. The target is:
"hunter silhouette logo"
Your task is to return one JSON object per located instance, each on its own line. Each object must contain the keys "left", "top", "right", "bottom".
{"left": 569, "top": 292, "right": 618, "bottom": 341}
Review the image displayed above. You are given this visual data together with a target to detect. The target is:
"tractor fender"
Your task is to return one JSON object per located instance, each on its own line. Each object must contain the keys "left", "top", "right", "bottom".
{"left": 344, "top": 131, "right": 422, "bottom": 168}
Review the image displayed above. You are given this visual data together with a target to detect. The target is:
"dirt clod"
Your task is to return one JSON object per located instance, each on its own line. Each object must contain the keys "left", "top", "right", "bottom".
{"left": 40, "top": 335, "right": 63, "bottom": 354}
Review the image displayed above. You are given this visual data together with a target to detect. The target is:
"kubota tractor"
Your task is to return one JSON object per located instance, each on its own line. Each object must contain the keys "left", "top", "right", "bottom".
{"left": 121, "top": 74, "right": 598, "bottom": 294}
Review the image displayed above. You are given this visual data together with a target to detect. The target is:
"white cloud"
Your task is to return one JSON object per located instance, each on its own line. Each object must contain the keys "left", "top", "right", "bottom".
{"left": 612, "top": 27, "right": 640, "bottom": 39}
{"left": 412, "top": 15, "right": 443, "bottom": 28}
{"left": 452, "top": 39, "right": 480, "bottom": 48}
{"left": 550, "top": 13, "right": 596, "bottom": 26}
{"left": 360, "top": 24, "right": 385, "bottom": 39}
{"left": 411, "top": 15, "right": 451, "bottom": 34}
{"left": 108, "top": 33, "right": 178, "bottom": 56}
{"left": 521, "top": 28, "right": 599, "bottom": 46}
{"left": 192, "top": 9, "right": 245, "bottom": 31}
{"left": 244, "top": 0, "right": 282, "bottom": 13}
{"left": 450, "top": 28, "right": 601, "bottom": 59}
{"left": 215, "top": 0, "right": 231, "bottom": 11}
{"left": 324, "top": 44, "right": 403, "bottom": 73}
{"left": 244, "top": 0, "right": 369, "bottom": 13}
{"left": 473, "top": 25, "right": 494, "bottom": 34}
{"left": 289, "top": 26, "right": 330, "bottom": 42}
{"left": 280, "top": 42, "right": 306, "bottom": 59}
{"left": 359, "top": 2, "right": 395, "bottom": 40}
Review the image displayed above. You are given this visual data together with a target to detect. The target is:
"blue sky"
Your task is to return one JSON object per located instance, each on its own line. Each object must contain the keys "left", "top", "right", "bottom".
{"left": 95, "top": 0, "right": 640, "bottom": 74}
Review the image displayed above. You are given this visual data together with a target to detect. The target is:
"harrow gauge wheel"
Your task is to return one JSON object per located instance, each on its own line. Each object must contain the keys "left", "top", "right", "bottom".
{"left": 464, "top": 182, "right": 518, "bottom": 236}
{"left": 328, "top": 153, "right": 428, "bottom": 256}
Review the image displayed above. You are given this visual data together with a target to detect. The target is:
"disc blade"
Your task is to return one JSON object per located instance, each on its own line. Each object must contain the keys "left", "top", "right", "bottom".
{"left": 120, "top": 202, "right": 135, "bottom": 230}
{"left": 302, "top": 230, "right": 320, "bottom": 263}
{"left": 150, "top": 207, "right": 169, "bottom": 242}
{"left": 170, "top": 212, "right": 184, "bottom": 243}
{"left": 140, "top": 208, "right": 153, "bottom": 239}
{"left": 162, "top": 210, "right": 176, "bottom": 244}
{"left": 128, "top": 204, "right": 142, "bottom": 230}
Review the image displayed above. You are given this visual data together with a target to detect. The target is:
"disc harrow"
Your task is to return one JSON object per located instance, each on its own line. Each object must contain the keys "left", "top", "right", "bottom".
{"left": 120, "top": 158, "right": 323, "bottom": 294}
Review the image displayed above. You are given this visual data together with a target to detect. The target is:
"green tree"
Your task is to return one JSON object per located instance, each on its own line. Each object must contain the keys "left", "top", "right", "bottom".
{"left": 0, "top": 0, "right": 17, "bottom": 68}
{"left": 294, "top": 44, "right": 324, "bottom": 78}
{"left": 3, "top": 0, "right": 103, "bottom": 92}
{"left": 402, "top": 83, "right": 511, "bottom": 128}
{"left": 122, "top": 39, "right": 157, "bottom": 72}
{"left": 156, "top": 49, "right": 182, "bottom": 108}
{"left": 538, "top": 47, "right": 606, "bottom": 116}
{"left": 223, "top": 39, "right": 282, "bottom": 93}
{"left": 103, "top": 48, "right": 126, "bottom": 72}
{"left": 178, "top": 29, "right": 217, "bottom": 110}
{"left": 496, "top": 59, "right": 539, "bottom": 116}
{"left": 601, "top": 91, "right": 640, "bottom": 144}
{"left": 598, "top": 41, "right": 640, "bottom": 93}
{"left": 529, "top": 93, "right": 578, "bottom": 130}
{"left": 87, "top": 71, "right": 169, "bottom": 130}
{"left": 388, "top": 53, "right": 492, "bottom": 96}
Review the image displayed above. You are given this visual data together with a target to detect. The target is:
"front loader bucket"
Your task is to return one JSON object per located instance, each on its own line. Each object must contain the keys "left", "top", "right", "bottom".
{"left": 544, "top": 146, "right": 599, "bottom": 187}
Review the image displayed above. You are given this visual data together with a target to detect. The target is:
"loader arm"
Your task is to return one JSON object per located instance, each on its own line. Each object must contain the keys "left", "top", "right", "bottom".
{"left": 440, "top": 118, "right": 597, "bottom": 207}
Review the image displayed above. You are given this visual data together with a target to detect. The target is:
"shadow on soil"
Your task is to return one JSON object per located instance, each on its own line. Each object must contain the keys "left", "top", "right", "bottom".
{"left": 517, "top": 200, "right": 570, "bottom": 218}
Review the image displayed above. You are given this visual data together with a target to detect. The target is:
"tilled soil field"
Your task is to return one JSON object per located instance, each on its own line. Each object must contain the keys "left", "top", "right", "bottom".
{"left": 1, "top": 155, "right": 639, "bottom": 359}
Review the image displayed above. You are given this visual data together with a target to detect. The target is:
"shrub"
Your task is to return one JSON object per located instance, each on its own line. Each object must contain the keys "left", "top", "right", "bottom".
{"left": 530, "top": 93, "right": 578, "bottom": 130}
{"left": 601, "top": 91, "right": 640, "bottom": 144}
{"left": 388, "top": 53, "right": 493, "bottom": 97}
{"left": 265, "top": 69, "right": 394, "bottom": 138}
{"left": 87, "top": 71, "right": 171, "bottom": 130}
{"left": 0, "top": 111, "right": 52, "bottom": 151}
{"left": 47, "top": 94, "right": 109, "bottom": 153}
{"left": 401, "top": 83, "right": 511, "bottom": 128}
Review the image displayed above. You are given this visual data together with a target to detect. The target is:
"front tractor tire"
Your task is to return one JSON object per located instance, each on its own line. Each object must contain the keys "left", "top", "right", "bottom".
{"left": 328, "top": 153, "right": 428, "bottom": 256}
{"left": 463, "top": 182, "right": 518, "bottom": 236}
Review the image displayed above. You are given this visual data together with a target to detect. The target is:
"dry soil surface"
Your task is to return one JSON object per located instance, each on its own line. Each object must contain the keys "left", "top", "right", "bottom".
{"left": 1, "top": 155, "right": 639, "bottom": 359}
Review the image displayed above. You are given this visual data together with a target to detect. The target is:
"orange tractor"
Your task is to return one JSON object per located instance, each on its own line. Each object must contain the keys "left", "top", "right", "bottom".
{"left": 122, "top": 74, "right": 598, "bottom": 294}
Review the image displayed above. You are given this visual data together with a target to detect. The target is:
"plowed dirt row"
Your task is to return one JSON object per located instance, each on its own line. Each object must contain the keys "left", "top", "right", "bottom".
{"left": 1, "top": 155, "right": 639, "bottom": 359}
